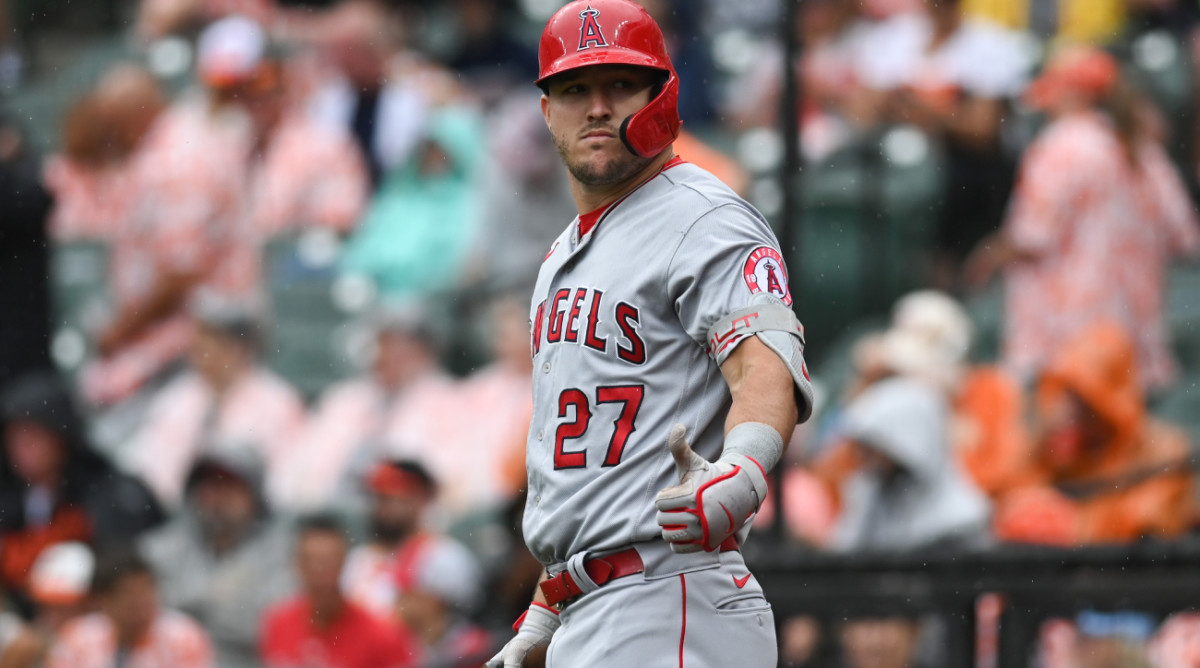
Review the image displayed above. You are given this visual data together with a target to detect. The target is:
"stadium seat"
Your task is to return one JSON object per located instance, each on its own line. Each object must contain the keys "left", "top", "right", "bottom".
{"left": 49, "top": 240, "right": 111, "bottom": 373}
{"left": 791, "top": 126, "right": 946, "bottom": 360}
{"left": 262, "top": 233, "right": 359, "bottom": 400}
{"left": 1167, "top": 262, "right": 1200, "bottom": 374}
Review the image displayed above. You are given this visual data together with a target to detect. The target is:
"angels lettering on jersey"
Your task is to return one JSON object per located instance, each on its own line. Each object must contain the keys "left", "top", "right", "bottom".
{"left": 531, "top": 288, "right": 645, "bottom": 365}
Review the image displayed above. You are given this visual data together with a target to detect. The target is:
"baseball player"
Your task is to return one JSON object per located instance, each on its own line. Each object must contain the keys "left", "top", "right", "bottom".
{"left": 488, "top": 1, "right": 814, "bottom": 667}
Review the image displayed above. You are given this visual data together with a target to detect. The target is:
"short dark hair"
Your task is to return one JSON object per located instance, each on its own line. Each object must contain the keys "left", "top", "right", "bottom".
{"left": 91, "top": 549, "right": 154, "bottom": 596}
{"left": 296, "top": 513, "right": 349, "bottom": 542}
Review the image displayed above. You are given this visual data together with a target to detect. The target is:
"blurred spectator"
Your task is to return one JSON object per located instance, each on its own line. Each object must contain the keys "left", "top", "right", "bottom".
{"left": 339, "top": 459, "right": 493, "bottom": 665}
{"left": 123, "top": 293, "right": 305, "bottom": 510}
{"left": 342, "top": 460, "right": 435, "bottom": 620}
{"left": 44, "top": 66, "right": 168, "bottom": 243}
{"left": 1037, "top": 611, "right": 1157, "bottom": 668}
{"left": 199, "top": 15, "right": 369, "bottom": 240}
{"left": 639, "top": 0, "right": 719, "bottom": 127}
{"left": 859, "top": 0, "right": 1030, "bottom": 281}
{"left": 261, "top": 514, "right": 420, "bottom": 668}
{"left": 443, "top": 0, "right": 537, "bottom": 108}
{"left": 0, "top": 542, "right": 95, "bottom": 668}
{"left": 306, "top": 0, "right": 429, "bottom": 190}
{"left": 826, "top": 373, "right": 992, "bottom": 552}
{"left": 340, "top": 459, "right": 491, "bottom": 667}
{"left": 46, "top": 550, "right": 213, "bottom": 668}
{"left": 0, "top": 372, "right": 163, "bottom": 612}
{"left": 674, "top": 131, "right": 752, "bottom": 196}
{"left": 798, "top": 292, "right": 1019, "bottom": 544}
{"left": 140, "top": 450, "right": 294, "bottom": 668}
{"left": 0, "top": 113, "right": 53, "bottom": 388}
{"left": 278, "top": 303, "right": 454, "bottom": 512}
{"left": 74, "top": 62, "right": 251, "bottom": 409}
{"left": 886, "top": 291, "right": 1033, "bottom": 498}
{"left": 341, "top": 104, "right": 484, "bottom": 298}
{"left": 839, "top": 617, "right": 925, "bottom": 668}
{"left": 961, "top": 0, "right": 1125, "bottom": 44}
{"left": 954, "top": 367, "right": 1033, "bottom": 500}
{"left": 466, "top": 92, "right": 576, "bottom": 296}
{"left": 966, "top": 46, "right": 1200, "bottom": 393}
{"left": 993, "top": 322, "right": 1195, "bottom": 545}
{"left": 437, "top": 296, "right": 531, "bottom": 521}
{"left": 728, "top": 0, "right": 878, "bottom": 161}
{"left": 0, "top": 596, "right": 33, "bottom": 668}
{"left": 134, "top": 0, "right": 274, "bottom": 42}
{"left": 1148, "top": 610, "right": 1200, "bottom": 668}
{"left": 391, "top": 521, "right": 489, "bottom": 668}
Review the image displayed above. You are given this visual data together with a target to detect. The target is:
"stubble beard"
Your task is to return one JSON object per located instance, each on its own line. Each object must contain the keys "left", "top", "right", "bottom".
{"left": 552, "top": 130, "right": 653, "bottom": 187}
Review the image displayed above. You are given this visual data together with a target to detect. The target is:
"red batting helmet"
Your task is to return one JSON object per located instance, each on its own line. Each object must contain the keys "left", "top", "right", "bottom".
{"left": 535, "top": 0, "right": 681, "bottom": 159}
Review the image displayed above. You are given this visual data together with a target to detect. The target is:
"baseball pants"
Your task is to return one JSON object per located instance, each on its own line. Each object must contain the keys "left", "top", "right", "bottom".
{"left": 545, "top": 547, "right": 777, "bottom": 667}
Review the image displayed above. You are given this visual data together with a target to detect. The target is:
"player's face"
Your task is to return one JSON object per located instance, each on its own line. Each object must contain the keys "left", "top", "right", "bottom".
{"left": 541, "top": 65, "right": 658, "bottom": 187}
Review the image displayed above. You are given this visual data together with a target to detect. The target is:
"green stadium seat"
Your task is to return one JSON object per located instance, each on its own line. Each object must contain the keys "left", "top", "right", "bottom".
{"left": 262, "top": 234, "right": 359, "bottom": 400}
{"left": 49, "top": 240, "right": 111, "bottom": 372}
{"left": 1167, "top": 262, "right": 1200, "bottom": 374}
{"left": 791, "top": 126, "right": 947, "bottom": 361}
{"left": 1153, "top": 375, "right": 1200, "bottom": 453}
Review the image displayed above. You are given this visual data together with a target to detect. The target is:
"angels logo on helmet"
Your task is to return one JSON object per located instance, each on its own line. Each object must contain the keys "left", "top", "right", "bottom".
{"left": 577, "top": 5, "right": 608, "bottom": 51}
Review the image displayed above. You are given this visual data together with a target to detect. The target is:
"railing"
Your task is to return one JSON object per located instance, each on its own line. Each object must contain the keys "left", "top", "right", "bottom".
{"left": 747, "top": 537, "right": 1200, "bottom": 667}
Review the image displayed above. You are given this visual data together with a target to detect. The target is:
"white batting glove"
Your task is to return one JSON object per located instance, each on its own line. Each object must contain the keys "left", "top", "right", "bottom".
{"left": 485, "top": 603, "right": 560, "bottom": 668}
{"left": 654, "top": 424, "right": 770, "bottom": 553}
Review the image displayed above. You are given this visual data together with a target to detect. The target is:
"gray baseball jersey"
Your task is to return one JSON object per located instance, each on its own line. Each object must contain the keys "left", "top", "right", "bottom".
{"left": 524, "top": 159, "right": 799, "bottom": 566}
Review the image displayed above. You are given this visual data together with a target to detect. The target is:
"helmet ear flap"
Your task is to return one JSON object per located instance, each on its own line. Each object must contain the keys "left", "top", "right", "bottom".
{"left": 618, "top": 72, "right": 681, "bottom": 158}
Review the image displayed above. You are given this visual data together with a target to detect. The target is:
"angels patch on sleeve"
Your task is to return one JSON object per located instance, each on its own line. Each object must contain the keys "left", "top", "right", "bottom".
{"left": 742, "top": 246, "right": 792, "bottom": 305}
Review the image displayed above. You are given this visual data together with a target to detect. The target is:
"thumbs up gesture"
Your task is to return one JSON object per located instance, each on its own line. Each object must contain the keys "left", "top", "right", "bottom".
{"left": 654, "top": 424, "right": 769, "bottom": 553}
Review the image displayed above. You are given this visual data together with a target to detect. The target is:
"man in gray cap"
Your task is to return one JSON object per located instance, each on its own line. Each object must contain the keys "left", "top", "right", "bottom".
{"left": 141, "top": 449, "right": 294, "bottom": 668}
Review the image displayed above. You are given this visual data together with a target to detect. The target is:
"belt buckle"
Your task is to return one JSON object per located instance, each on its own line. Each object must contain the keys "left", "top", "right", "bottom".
{"left": 540, "top": 570, "right": 577, "bottom": 611}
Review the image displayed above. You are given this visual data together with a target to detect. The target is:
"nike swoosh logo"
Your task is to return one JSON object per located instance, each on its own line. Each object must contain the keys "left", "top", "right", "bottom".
{"left": 734, "top": 574, "right": 751, "bottom": 589}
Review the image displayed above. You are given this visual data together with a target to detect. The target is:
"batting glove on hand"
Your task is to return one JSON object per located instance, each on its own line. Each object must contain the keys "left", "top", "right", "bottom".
{"left": 485, "top": 602, "right": 560, "bottom": 668}
{"left": 654, "top": 424, "right": 769, "bottom": 553}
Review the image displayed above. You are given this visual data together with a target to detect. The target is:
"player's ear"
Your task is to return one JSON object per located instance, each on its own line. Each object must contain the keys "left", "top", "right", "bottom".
{"left": 541, "top": 94, "right": 551, "bottom": 128}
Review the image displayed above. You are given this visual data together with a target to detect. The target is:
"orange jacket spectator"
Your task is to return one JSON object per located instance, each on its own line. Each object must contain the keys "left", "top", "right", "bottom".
{"left": 993, "top": 322, "right": 1195, "bottom": 545}
{"left": 673, "top": 131, "right": 749, "bottom": 197}
{"left": 953, "top": 366, "right": 1033, "bottom": 498}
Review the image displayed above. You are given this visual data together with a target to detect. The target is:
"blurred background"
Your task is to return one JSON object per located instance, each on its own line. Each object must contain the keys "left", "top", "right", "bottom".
{"left": 1, "top": 0, "right": 1200, "bottom": 666}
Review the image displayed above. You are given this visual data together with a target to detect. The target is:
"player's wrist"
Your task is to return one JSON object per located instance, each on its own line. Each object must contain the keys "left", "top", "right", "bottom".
{"left": 719, "top": 422, "right": 783, "bottom": 505}
{"left": 516, "top": 602, "right": 561, "bottom": 632}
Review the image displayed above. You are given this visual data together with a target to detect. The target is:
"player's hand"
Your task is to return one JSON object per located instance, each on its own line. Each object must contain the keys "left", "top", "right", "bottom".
{"left": 654, "top": 424, "right": 768, "bottom": 553}
{"left": 485, "top": 603, "right": 559, "bottom": 668}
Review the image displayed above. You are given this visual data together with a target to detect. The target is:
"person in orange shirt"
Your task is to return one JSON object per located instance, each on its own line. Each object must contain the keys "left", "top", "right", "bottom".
{"left": 993, "top": 322, "right": 1195, "bottom": 545}
{"left": 46, "top": 551, "right": 213, "bottom": 668}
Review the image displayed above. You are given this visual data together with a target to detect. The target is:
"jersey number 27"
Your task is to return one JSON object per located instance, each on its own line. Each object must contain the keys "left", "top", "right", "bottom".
{"left": 554, "top": 385, "right": 644, "bottom": 469}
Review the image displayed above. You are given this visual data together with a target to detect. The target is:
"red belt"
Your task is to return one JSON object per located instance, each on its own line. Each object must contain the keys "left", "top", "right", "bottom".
{"left": 540, "top": 537, "right": 739, "bottom": 609}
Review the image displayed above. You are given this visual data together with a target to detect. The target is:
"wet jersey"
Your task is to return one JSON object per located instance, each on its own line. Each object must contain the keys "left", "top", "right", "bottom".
{"left": 523, "top": 161, "right": 798, "bottom": 566}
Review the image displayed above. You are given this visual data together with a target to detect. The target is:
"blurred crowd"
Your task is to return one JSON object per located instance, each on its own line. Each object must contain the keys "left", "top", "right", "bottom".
{"left": 1, "top": 0, "right": 1200, "bottom": 667}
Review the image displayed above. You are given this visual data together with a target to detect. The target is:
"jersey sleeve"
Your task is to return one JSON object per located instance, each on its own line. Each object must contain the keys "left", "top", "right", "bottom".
{"left": 666, "top": 203, "right": 791, "bottom": 350}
